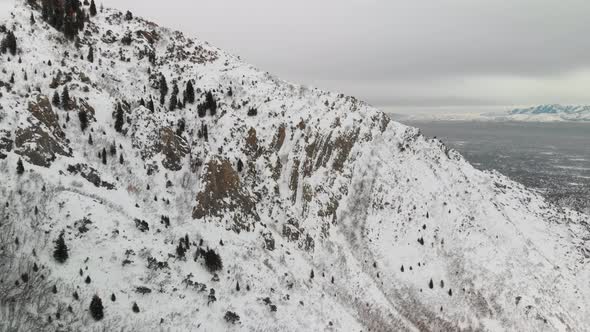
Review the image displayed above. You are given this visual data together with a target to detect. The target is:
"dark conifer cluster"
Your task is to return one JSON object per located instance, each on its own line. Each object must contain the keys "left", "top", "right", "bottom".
{"left": 0, "top": 30, "right": 17, "bottom": 55}
{"left": 41, "top": 0, "right": 88, "bottom": 40}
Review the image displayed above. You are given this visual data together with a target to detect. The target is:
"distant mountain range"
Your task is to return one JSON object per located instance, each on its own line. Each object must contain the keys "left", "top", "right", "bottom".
{"left": 398, "top": 104, "right": 590, "bottom": 122}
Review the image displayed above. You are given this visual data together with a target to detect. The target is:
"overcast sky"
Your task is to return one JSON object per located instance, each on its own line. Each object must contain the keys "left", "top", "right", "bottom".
{"left": 3, "top": 0, "right": 590, "bottom": 113}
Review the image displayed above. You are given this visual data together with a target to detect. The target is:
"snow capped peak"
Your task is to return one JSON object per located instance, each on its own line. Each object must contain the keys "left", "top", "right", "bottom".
{"left": 0, "top": 1, "right": 589, "bottom": 331}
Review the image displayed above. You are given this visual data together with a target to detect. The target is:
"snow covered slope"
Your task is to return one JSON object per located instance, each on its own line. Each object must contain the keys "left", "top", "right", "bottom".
{"left": 1, "top": 1, "right": 589, "bottom": 331}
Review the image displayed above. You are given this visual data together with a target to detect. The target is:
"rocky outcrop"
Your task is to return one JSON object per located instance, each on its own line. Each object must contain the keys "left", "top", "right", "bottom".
{"left": 160, "top": 127, "right": 190, "bottom": 171}
{"left": 193, "top": 157, "right": 259, "bottom": 232}
{"left": 14, "top": 95, "right": 71, "bottom": 167}
{"left": 131, "top": 113, "right": 189, "bottom": 171}
{"left": 67, "top": 164, "right": 115, "bottom": 189}
{"left": 28, "top": 94, "right": 64, "bottom": 138}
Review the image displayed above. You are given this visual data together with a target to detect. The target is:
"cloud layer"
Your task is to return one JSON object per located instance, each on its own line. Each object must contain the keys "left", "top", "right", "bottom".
{"left": 4, "top": 0, "right": 590, "bottom": 112}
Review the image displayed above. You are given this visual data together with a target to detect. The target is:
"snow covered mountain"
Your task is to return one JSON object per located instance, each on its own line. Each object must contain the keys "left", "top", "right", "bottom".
{"left": 1, "top": 1, "right": 589, "bottom": 331}
{"left": 397, "top": 104, "right": 590, "bottom": 122}
{"left": 506, "top": 104, "right": 590, "bottom": 122}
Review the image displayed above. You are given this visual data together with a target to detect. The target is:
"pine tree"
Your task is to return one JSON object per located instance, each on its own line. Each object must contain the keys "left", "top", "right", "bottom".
{"left": 61, "top": 86, "right": 70, "bottom": 110}
{"left": 237, "top": 159, "right": 243, "bottom": 172}
{"left": 53, "top": 232, "right": 69, "bottom": 263}
{"left": 16, "top": 158, "right": 25, "bottom": 175}
{"left": 125, "top": 10, "right": 133, "bottom": 20}
{"left": 88, "top": 133, "right": 93, "bottom": 145}
{"left": 206, "top": 91, "right": 217, "bottom": 115}
{"left": 89, "top": 0, "right": 97, "bottom": 16}
{"left": 132, "top": 302, "right": 140, "bottom": 313}
{"left": 89, "top": 295, "right": 104, "bottom": 320}
{"left": 30, "top": 13, "right": 36, "bottom": 25}
{"left": 0, "top": 30, "right": 17, "bottom": 56}
{"left": 159, "top": 75, "right": 168, "bottom": 104}
{"left": 63, "top": 13, "right": 76, "bottom": 40}
{"left": 102, "top": 148, "right": 107, "bottom": 164}
{"left": 114, "top": 103, "right": 124, "bottom": 132}
{"left": 79, "top": 110, "right": 88, "bottom": 131}
{"left": 169, "top": 94, "right": 177, "bottom": 111}
{"left": 236, "top": 281, "right": 240, "bottom": 292}
{"left": 87, "top": 45, "right": 94, "bottom": 63}
{"left": 119, "top": 153, "right": 124, "bottom": 164}
{"left": 52, "top": 91, "right": 60, "bottom": 107}
{"left": 111, "top": 293, "right": 116, "bottom": 301}
{"left": 184, "top": 81, "right": 195, "bottom": 104}
{"left": 310, "top": 269, "right": 314, "bottom": 279}
{"left": 147, "top": 98, "right": 154, "bottom": 112}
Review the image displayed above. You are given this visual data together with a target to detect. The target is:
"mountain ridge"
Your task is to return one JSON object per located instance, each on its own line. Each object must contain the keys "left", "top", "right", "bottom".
{"left": 0, "top": 1, "right": 589, "bottom": 331}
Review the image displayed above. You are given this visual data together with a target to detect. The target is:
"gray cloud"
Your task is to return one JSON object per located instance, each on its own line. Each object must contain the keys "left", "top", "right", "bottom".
{"left": 4, "top": 0, "right": 590, "bottom": 112}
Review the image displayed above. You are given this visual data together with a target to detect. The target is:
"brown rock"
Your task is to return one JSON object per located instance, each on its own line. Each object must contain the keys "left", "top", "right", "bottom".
{"left": 193, "top": 157, "right": 259, "bottom": 232}
{"left": 160, "top": 127, "right": 190, "bottom": 171}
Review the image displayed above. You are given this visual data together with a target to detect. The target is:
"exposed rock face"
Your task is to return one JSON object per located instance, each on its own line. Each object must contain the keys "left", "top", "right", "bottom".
{"left": 131, "top": 113, "right": 189, "bottom": 171}
{"left": 69, "top": 98, "right": 96, "bottom": 122}
{"left": 14, "top": 94, "right": 71, "bottom": 167}
{"left": 193, "top": 157, "right": 259, "bottom": 232}
{"left": 28, "top": 94, "right": 64, "bottom": 138}
{"left": 67, "top": 164, "right": 116, "bottom": 189}
{"left": 160, "top": 127, "right": 190, "bottom": 171}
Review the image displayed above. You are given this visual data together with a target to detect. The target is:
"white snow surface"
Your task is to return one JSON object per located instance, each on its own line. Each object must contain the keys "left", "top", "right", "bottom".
{"left": 0, "top": 2, "right": 589, "bottom": 331}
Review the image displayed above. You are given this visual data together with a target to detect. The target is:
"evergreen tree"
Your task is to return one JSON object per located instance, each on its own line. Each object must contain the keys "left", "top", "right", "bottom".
{"left": 89, "top": 295, "right": 104, "bottom": 321}
{"left": 205, "top": 91, "right": 217, "bottom": 115}
{"left": 0, "top": 30, "right": 17, "bottom": 56}
{"left": 310, "top": 269, "right": 314, "bottom": 279}
{"left": 125, "top": 10, "right": 133, "bottom": 20}
{"left": 79, "top": 110, "right": 88, "bottom": 131}
{"left": 63, "top": 13, "right": 76, "bottom": 40}
{"left": 16, "top": 158, "right": 25, "bottom": 175}
{"left": 30, "top": 13, "right": 36, "bottom": 25}
{"left": 53, "top": 232, "right": 69, "bottom": 263}
{"left": 184, "top": 80, "right": 195, "bottom": 104}
{"left": 88, "top": 133, "right": 93, "bottom": 145}
{"left": 159, "top": 75, "right": 168, "bottom": 104}
{"left": 52, "top": 91, "right": 60, "bottom": 107}
{"left": 76, "top": 8, "right": 85, "bottom": 31}
{"left": 169, "top": 94, "right": 177, "bottom": 111}
{"left": 147, "top": 98, "right": 154, "bottom": 112}
{"left": 176, "top": 118, "right": 185, "bottom": 136}
{"left": 132, "top": 302, "right": 140, "bottom": 313}
{"left": 236, "top": 281, "right": 240, "bottom": 292}
{"left": 87, "top": 45, "right": 94, "bottom": 63}
{"left": 61, "top": 86, "right": 70, "bottom": 110}
{"left": 119, "top": 153, "right": 124, "bottom": 164}
{"left": 111, "top": 293, "right": 116, "bottom": 301}
{"left": 102, "top": 148, "right": 107, "bottom": 164}
{"left": 89, "top": 0, "right": 97, "bottom": 16}
{"left": 203, "top": 249, "right": 222, "bottom": 273}
{"left": 114, "top": 103, "right": 124, "bottom": 132}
